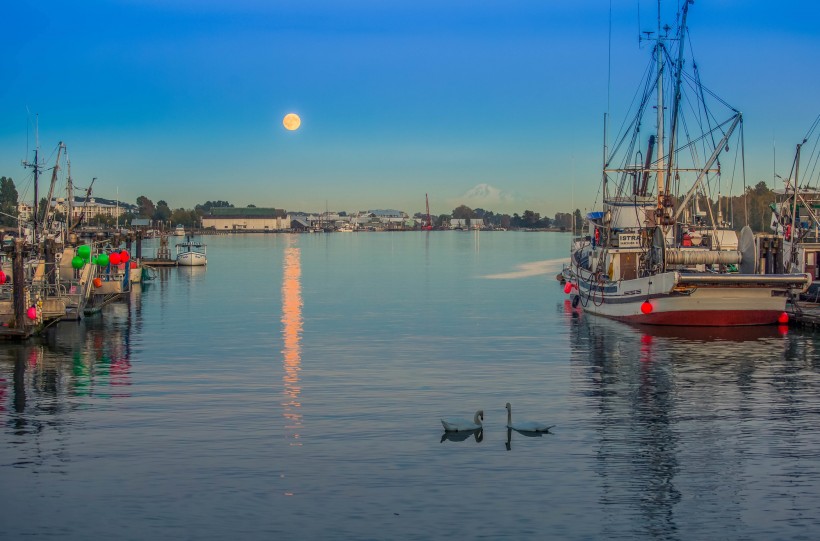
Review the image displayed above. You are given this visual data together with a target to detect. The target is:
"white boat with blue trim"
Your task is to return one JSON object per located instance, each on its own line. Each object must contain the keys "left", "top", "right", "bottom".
{"left": 176, "top": 239, "right": 207, "bottom": 266}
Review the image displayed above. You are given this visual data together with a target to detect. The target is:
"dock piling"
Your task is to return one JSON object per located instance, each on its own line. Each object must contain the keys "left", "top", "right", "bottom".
{"left": 12, "top": 239, "right": 28, "bottom": 332}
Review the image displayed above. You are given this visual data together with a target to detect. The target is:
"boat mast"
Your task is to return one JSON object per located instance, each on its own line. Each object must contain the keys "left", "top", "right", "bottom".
{"left": 21, "top": 115, "right": 41, "bottom": 236}
{"left": 602, "top": 113, "right": 608, "bottom": 201}
{"left": 66, "top": 151, "right": 72, "bottom": 242}
{"left": 655, "top": 1, "right": 665, "bottom": 218}
{"left": 791, "top": 141, "right": 802, "bottom": 241}
{"left": 666, "top": 0, "right": 692, "bottom": 200}
{"left": 34, "top": 147, "right": 40, "bottom": 233}
{"left": 41, "top": 142, "right": 64, "bottom": 239}
{"left": 70, "top": 177, "right": 95, "bottom": 232}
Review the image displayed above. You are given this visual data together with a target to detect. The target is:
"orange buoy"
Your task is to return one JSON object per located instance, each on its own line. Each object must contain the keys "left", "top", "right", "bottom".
{"left": 93, "top": 277, "right": 102, "bottom": 288}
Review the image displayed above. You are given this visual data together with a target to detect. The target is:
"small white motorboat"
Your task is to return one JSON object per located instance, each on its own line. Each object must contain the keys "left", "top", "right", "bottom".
{"left": 176, "top": 240, "right": 207, "bottom": 266}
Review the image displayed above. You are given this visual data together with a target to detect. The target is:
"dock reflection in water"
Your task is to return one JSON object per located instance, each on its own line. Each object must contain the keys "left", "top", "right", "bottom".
{"left": 567, "top": 309, "right": 820, "bottom": 539}
{"left": 0, "top": 294, "right": 137, "bottom": 471}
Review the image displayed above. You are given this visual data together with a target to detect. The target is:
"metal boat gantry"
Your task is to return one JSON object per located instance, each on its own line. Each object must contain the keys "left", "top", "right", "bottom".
{"left": 768, "top": 115, "right": 820, "bottom": 301}
{"left": 565, "top": 1, "right": 811, "bottom": 326}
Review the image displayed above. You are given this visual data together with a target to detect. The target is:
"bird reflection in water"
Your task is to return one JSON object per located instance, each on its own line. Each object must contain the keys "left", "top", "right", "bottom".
{"left": 281, "top": 238, "right": 303, "bottom": 446}
{"left": 505, "top": 427, "right": 550, "bottom": 451}
{"left": 440, "top": 428, "right": 483, "bottom": 444}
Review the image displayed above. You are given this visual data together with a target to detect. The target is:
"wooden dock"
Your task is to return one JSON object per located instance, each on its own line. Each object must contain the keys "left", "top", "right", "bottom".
{"left": 142, "top": 258, "right": 177, "bottom": 267}
{"left": 0, "top": 326, "right": 36, "bottom": 340}
{"left": 789, "top": 302, "right": 820, "bottom": 329}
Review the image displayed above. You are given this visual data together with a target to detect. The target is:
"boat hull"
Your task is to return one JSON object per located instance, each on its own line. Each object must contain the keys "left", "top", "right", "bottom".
{"left": 619, "top": 308, "right": 782, "bottom": 326}
{"left": 568, "top": 267, "right": 810, "bottom": 326}
{"left": 177, "top": 252, "right": 207, "bottom": 266}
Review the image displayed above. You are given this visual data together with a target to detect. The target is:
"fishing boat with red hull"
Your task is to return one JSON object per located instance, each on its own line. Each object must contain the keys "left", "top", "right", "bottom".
{"left": 563, "top": 1, "right": 811, "bottom": 326}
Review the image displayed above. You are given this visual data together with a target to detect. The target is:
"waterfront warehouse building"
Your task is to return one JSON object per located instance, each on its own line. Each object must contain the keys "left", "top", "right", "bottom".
{"left": 202, "top": 207, "right": 290, "bottom": 231}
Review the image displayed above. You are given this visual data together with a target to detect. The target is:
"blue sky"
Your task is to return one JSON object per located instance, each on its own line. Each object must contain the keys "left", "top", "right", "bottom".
{"left": 2, "top": 0, "right": 818, "bottom": 217}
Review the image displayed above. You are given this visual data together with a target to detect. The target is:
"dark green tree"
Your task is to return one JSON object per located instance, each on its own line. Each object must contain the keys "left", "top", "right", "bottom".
{"left": 195, "top": 200, "right": 233, "bottom": 213}
{"left": 171, "top": 208, "right": 191, "bottom": 227}
{"left": 154, "top": 200, "right": 172, "bottom": 222}
{"left": 554, "top": 212, "right": 573, "bottom": 230}
{"left": 0, "top": 176, "right": 19, "bottom": 227}
{"left": 747, "top": 181, "right": 775, "bottom": 232}
{"left": 137, "top": 196, "right": 155, "bottom": 218}
{"left": 170, "top": 208, "right": 201, "bottom": 227}
{"left": 92, "top": 213, "right": 115, "bottom": 227}
{"left": 452, "top": 205, "right": 474, "bottom": 219}
{"left": 121, "top": 211, "right": 137, "bottom": 226}
{"left": 522, "top": 210, "right": 540, "bottom": 227}
{"left": 38, "top": 197, "right": 49, "bottom": 224}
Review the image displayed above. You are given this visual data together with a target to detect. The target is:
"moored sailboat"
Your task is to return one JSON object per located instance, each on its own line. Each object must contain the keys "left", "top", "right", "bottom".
{"left": 564, "top": 1, "right": 811, "bottom": 326}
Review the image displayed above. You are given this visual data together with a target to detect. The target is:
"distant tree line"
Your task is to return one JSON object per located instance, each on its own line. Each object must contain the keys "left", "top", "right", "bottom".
{"left": 0, "top": 175, "right": 784, "bottom": 233}
{"left": 416, "top": 204, "right": 584, "bottom": 231}
{"left": 126, "top": 197, "right": 235, "bottom": 228}
{"left": 726, "top": 181, "right": 778, "bottom": 233}
{"left": 668, "top": 181, "right": 778, "bottom": 233}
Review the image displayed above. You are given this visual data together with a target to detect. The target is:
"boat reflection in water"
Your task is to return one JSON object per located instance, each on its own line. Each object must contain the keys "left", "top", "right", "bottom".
{"left": 176, "top": 265, "right": 207, "bottom": 283}
{"left": 281, "top": 237, "right": 303, "bottom": 447}
{"left": 0, "top": 293, "right": 138, "bottom": 470}
{"left": 564, "top": 300, "right": 820, "bottom": 539}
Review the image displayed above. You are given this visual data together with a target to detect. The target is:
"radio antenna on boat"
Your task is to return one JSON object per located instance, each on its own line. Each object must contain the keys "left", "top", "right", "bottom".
{"left": 607, "top": 0, "right": 612, "bottom": 130}
{"left": 21, "top": 113, "right": 42, "bottom": 234}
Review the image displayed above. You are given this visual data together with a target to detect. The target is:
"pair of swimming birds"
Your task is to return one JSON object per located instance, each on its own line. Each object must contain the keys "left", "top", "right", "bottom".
{"left": 441, "top": 402, "right": 554, "bottom": 433}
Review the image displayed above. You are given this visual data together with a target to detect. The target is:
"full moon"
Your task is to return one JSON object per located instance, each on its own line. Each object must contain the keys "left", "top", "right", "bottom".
{"left": 283, "top": 113, "right": 301, "bottom": 131}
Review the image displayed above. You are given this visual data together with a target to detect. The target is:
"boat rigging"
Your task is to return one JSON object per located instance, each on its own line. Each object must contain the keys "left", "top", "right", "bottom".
{"left": 563, "top": 0, "right": 811, "bottom": 326}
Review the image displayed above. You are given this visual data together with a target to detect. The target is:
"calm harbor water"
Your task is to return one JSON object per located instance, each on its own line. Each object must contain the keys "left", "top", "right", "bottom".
{"left": 1, "top": 231, "right": 819, "bottom": 540}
